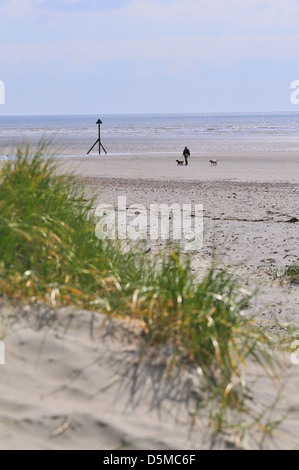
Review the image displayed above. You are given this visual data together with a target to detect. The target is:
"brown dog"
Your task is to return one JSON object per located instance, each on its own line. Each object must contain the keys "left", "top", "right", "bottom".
{"left": 176, "top": 160, "right": 184, "bottom": 166}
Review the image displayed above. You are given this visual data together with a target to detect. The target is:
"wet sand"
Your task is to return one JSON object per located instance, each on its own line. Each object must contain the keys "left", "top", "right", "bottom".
{"left": 56, "top": 151, "right": 299, "bottom": 183}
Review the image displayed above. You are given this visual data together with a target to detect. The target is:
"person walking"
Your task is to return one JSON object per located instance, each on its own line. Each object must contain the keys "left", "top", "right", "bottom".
{"left": 183, "top": 146, "right": 190, "bottom": 166}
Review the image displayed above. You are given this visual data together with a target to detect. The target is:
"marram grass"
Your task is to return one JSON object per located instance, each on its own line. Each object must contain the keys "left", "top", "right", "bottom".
{"left": 0, "top": 145, "right": 295, "bottom": 447}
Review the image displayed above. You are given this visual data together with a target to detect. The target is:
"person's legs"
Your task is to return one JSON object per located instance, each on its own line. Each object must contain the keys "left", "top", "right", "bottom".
{"left": 185, "top": 156, "right": 188, "bottom": 165}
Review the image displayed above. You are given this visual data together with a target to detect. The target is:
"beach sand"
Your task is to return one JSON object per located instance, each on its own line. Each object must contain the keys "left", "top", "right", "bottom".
{"left": 1, "top": 151, "right": 298, "bottom": 449}
{"left": 57, "top": 151, "right": 299, "bottom": 183}
{"left": 1, "top": 301, "right": 299, "bottom": 450}
{"left": 59, "top": 152, "right": 298, "bottom": 323}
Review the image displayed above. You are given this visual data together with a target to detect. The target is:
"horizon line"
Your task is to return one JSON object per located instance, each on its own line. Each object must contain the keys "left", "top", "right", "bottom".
{"left": 1, "top": 110, "right": 299, "bottom": 118}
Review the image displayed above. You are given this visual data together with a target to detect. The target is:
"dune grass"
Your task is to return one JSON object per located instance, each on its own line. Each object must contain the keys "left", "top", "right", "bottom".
{"left": 280, "top": 265, "right": 299, "bottom": 281}
{"left": 0, "top": 145, "right": 295, "bottom": 447}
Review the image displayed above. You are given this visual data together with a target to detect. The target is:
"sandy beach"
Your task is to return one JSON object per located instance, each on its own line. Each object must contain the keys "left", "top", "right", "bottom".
{"left": 1, "top": 150, "right": 298, "bottom": 450}
{"left": 57, "top": 152, "right": 299, "bottom": 323}
{"left": 1, "top": 300, "right": 299, "bottom": 450}
{"left": 2, "top": 0, "right": 299, "bottom": 451}
{"left": 57, "top": 151, "right": 299, "bottom": 183}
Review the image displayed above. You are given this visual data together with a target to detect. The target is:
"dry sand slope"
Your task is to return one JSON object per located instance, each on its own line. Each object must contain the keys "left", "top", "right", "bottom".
{"left": 0, "top": 303, "right": 204, "bottom": 450}
{"left": 1, "top": 301, "right": 299, "bottom": 450}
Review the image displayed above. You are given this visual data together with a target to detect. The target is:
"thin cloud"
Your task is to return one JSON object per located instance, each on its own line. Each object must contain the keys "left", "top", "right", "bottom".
{"left": 1, "top": 35, "right": 299, "bottom": 69}
{"left": 1, "top": 0, "right": 299, "bottom": 45}
{"left": 123, "top": 0, "right": 299, "bottom": 33}
{"left": 34, "top": 0, "right": 133, "bottom": 12}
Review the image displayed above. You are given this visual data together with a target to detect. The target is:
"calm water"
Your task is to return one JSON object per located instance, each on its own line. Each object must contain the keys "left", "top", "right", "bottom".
{"left": 1, "top": 113, "right": 299, "bottom": 154}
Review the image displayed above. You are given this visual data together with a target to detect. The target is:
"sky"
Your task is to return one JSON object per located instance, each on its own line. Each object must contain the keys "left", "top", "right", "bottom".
{"left": 1, "top": 0, "right": 299, "bottom": 115}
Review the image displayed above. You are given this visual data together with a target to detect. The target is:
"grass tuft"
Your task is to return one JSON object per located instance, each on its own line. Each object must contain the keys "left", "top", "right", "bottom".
{"left": 0, "top": 144, "right": 296, "bottom": 447}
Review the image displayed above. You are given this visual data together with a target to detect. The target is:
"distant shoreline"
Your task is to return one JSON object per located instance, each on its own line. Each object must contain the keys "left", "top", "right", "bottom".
{"left": 1, "top": 112, "right": 299, "bottom": 155}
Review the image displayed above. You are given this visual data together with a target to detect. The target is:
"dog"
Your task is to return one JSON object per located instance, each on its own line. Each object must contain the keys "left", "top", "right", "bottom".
{"left": 209, "top": 159, "right": 218, "bottom": 166}
{"left": 176, "top": 159, "right": 184, "bottom": 166}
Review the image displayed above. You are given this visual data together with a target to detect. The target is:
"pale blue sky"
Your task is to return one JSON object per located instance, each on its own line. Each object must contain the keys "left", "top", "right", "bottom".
{"left": 1, "top": 0, "right": 299, "bottom": 115}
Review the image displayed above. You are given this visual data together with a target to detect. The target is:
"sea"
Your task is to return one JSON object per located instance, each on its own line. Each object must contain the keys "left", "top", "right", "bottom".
{"left": 1, "top": 113, "right": 299, "bottom": 155}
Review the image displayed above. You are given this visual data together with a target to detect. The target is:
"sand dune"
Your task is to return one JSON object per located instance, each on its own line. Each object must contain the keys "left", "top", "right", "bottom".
{"left": 0, "top": 300, "right": 299, "bottom": 450}
{"left": 0, "top": 302, "right": 209, "bottom": 450}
